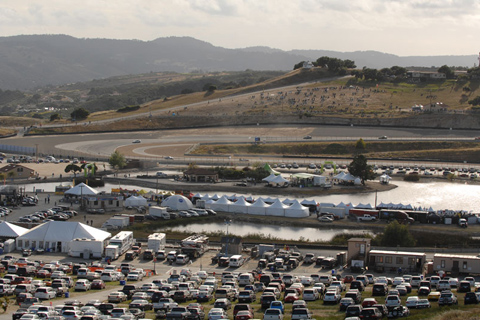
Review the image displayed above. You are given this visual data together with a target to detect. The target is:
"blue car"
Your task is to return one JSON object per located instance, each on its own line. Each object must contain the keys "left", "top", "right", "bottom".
{"left": 270, "top": 301, "right": 284, "bottom": 314}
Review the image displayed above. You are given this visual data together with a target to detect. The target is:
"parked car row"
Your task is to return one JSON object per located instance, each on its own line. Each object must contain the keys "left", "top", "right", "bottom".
{"left": 17, "top": 207, "right": 78, "bottom": 224}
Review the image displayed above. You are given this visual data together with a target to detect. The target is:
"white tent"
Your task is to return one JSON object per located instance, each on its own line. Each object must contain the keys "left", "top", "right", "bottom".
{"left": 270, "top": 175, "right": 289, "bottom": 187}
{"left": 124, "top": 196, "right": 147, "bottom": 207}
{"left": 342, "top": 173, "right": 357, "bottom": 182}
{"left": 211, "top": 194, "right": 220, "bottom": 201}
{"left": 201, "top": 194, "right": 211, "bottom": 201}
{"left": 161, "top": 195, "right": 194, "bottom": 211}
{"left": 301, "top": 199, "right": 317, "bottom": 206}
{"left": 247, "top": 199, "right": 269, "bottom": 216}
{"left": 285, "top": 200, "right": 310, "bottom": 218}
{"left": 64, "top": 183, "right": 98, "bottom": 196}
{"left": 227, "top": 194, "right": 237, "bottom": 201}
{"left": 282, "top": 198, "right": 295, "bottom": 205}
{"left": 333, "top": 172, "right": 346, "bottom": 180}
{"left": 263, "top": 197, "right": 277, "bottom": 204}
{"left": 379, "top": 174, "right": 391, "bottom": 184}
{"left": 192, "top": 193, "right": 203, "bottom": 199}
{"left": 16, "top": 221, "right": 111, "bottom": 253}
{"left": 0, "top": 222, "right": 27, "bottom": 238}
{"left": 266, "top": 199, "right": 289, "bottom": 216}
{"left": 354, "top": 178, "right": 362, "bottom": 185}
{"left": 230, "top": 197, "right": 251, "bottom": 214}
{"left": 245, "top": 196, "right": 255, "bottom": 203}
{"left": 356, "top": 203, "right": 373, "bottom": 209}
{"left": 210, "top": 196, "right": 233, "bottom": 212}
{"left": 262, "top": 174, "right": 277, "bottom": 183}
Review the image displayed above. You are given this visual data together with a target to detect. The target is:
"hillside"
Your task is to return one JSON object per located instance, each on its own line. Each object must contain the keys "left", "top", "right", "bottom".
{"left": 0, "top": 34, "right": 477, "bottom": 90}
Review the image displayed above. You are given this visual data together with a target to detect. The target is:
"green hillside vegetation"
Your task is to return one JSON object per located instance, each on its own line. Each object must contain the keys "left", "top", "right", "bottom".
{"left": 192, "top": 141, "right": 480, "bottom": 163}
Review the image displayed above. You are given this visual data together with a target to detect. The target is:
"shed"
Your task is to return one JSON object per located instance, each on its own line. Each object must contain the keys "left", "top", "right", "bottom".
{"left": 433, "top": 253, "right": 480, "bottom": 275}
{"left": 221, "top": 236, "right": 243, "bottom": 255}
{"left": 368, "top": 250, "right": 426, "bottom": 273}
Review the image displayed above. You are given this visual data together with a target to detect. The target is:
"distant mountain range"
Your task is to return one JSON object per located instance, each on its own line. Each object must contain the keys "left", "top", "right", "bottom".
{"left": 0, "top": 35, "right": 477, "bottom": 90}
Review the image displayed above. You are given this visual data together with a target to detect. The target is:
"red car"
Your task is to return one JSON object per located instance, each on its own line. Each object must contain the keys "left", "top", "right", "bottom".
{"left": 91, "top": 280, "right": 106, "bottom": 289}
{"left": 362, "top": 298, "right": 378, "bottom": 308}
{"left": 284, "top": 293, "right": 299, "bottom": 303}
{"left": 37, "top": 270, "right": 51, "bottom": 278}
{"left": 235, "top": 310, "right": 254, "bottom": 320}
{"left": 343, "top": 275, "right": 354, "bottom": 283}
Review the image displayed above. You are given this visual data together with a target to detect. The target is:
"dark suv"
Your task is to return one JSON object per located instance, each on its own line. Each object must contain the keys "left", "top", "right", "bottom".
{"left": 372, "top": 284, "right": 387, "bottom": 296}
{"left": 458, "top": 281, "right": 471, "bottom": 293}
{"left": 345, "top": 305, "right": 363, "bottom": 317}
{"left": 350, "top": 280, "right": 365, "bottom": 292}
{"left": 464, "top": 292, "right": 479, "bottom": 305}
{"left": 360, "top": 307, "right": 383, "bottom": 319}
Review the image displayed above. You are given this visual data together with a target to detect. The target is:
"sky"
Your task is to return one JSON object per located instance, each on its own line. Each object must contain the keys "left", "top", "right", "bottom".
{"left": 0, "top": 0, "right": 478, "bottom": 56}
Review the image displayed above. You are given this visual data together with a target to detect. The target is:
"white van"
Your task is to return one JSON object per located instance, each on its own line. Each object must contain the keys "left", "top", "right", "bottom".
{"left": 176, "top": 254, "right": 190, "bottom": 265}
{"left": 229, "top": 255, "right": 245, "bottom": 268}
{"left": 238, "top": 273, "right": 254, "bottom": 286}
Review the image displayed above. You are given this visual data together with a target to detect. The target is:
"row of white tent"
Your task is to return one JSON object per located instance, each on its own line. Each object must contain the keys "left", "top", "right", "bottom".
{"left": 205, "top": 196, "right": 310, "bottom": 217}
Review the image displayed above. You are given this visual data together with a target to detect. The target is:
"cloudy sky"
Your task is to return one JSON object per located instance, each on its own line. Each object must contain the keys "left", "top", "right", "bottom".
{"left": 0, "top": 0, "right": 478, "bottom": 56}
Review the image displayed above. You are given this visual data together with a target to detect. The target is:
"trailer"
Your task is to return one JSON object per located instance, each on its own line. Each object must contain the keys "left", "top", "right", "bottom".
{"left": 319, "top": 207, "right": 347, "bottom": 219}
{"left": 102, "top": 216, "right": 129, "bottom": 229}
{"left": 68, "top": 238, "right": 105, "bottom": 259}
{"left": 349, "top": 209, "right": 380, "bottom": 220}
{"left": 148, "top": 233, "right": 166, "bottom": 252}
{"left": 149, "top": 206, "right": 170, "bottom": 220}
{"left": 104, "top": 245, "right": 120, "bottom": 260}
{"left": 181, "top": 234, "right": 209, "bottom": 259}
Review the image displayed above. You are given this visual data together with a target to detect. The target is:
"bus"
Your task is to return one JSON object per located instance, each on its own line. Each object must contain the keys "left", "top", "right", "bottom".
{"left": 108, "top": 231, "right": 134, "bottom": 255}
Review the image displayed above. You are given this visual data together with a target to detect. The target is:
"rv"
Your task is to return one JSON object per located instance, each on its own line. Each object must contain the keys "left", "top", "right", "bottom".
{"left": 148, "top": 233, "right": 166, "bottom": 252}
{"left": 181, "top": 234, "right": 209, "bottom": 259}
{"left": 149, "top": 206, "right": 171, "bottom": 220}
{"left": 68, "top": 238, "right": 105, "bottom": 259}
{"left": 108, "top": 231, "right": 134, "bottom": 255}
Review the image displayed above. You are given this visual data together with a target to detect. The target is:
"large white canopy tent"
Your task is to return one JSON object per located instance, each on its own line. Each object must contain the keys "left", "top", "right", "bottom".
{"left": 270, "top": 175, "right": 289, "bottom": 187}
{"left": 285, "top": 200, "right": 310, "bottom": 218}
{"left": 124, "top": 195, "right": 147, "bottom": 207}
{"left": 266, "top": 199, "right": 289, "bottom": 216}
{"left": 229, "top": 197, "right": 251, "bottom": 214}
{"left": 16, "top": 221, "right": 111, "bottom": 253}
{"left": 210, "top": 196, "right": 233, "bottom": 212}
{"left": 161, "top": 195, "right": 193, "bottom": 211}
{"left": 0, "top": 222, "right": 27, "bottom": 239}
{"left": 64, "top": 183, "right": 98, "bottom": 196}
{"left": 247, "top": 199, "right": 269, "bottom": 215}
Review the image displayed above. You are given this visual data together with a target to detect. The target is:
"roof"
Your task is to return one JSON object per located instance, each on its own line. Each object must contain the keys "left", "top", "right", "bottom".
{"left": 0, "top": 222, "right": 28, "bottom": 238}
{"left": 348, "top": 238, "right": 371, "bottom": 242}
{"left": 65, "top": 183, "right": 98, "bottom": 196}
{"left": 17, "top": 221, "right": 111, "bottom": 242}
{"left": 0, "top": 164, "right": 34, "bottom": 174}
{"left": 221, "top": 236, "right": 242, "bottom": 244}
{"left": 184, "top": 169, "right": 217, "bottom": 175}
{"left": 370, "top": 250, "right": 426, "bottom": 257}
{"left": 434, "top": 253, "right": 480, "bottom": 260}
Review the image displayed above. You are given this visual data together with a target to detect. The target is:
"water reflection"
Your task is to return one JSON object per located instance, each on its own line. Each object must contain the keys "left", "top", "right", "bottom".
{"left": 157, "top": 222, "right": 371, "bottom": 242}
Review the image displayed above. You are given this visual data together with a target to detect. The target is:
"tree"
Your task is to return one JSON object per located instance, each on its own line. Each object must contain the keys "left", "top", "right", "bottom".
{"left": 355, "top": 138, "right": 366, "bottom": 150}
{"left": 438, "top": 65, "right": 454, "bottom": 79}
{"left": 293, "top": 61, "right": 305, "bottom": 70}
{"left": 207, "top": 85, "right": 217, "bottom": 92}
{"left": 71, "top": 108, "right": 89, "bottom": 120}
{"left": 375, "top": 220, "right": 416, "bottom": 247}
{"left": 64, "top": 164, "right": 82, "bottom": 177}
{"left": 50, "top": 113, "right": 61, "bottom": 121}
{"left": 343, "top": 59, "right": 356, "bottom": 69}
{"left": 109, "top": 151, "right": 126, "bottom": 171}
{"left": 316, "top": 56, "right": 331, "bottom": 68}
{"left": 468, "top": 96, "right": 480, "bottom": 106}
{"left": 347, "top": 154, "right": 375, "bottom": 185}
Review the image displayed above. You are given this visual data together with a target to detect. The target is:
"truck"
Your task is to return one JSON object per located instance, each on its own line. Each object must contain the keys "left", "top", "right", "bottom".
{"left": 180, "top": 234, "right": 209, "bottom": 259}
{"left": 349, "top": 209, "right": 380, "bottom": 220}
{"left": 149, "top": 206, "right": 171, "bottom": 220}
{"left": 379, "top": 210, "right": 415, "bottom": 224}
{"left": 358, "top": 214, "right": 376, "bottom": 222}
{"left": 101, "top": 216, "right": 130, "bottom": 229}
{"left": 148, "top": 233, "right": 166, "bottom": 252}
{"left": 105, "top": 245, "right": 120, "bottom": 261}
{"left": 68, "top": 238, "right": 105, "bottom": 259}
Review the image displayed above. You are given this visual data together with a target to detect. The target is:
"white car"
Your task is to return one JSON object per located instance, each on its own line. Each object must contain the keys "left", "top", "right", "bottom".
{"left": 300, "top": 276, "right": 314, "bottom": 286}
{"left": 35, "top": 287, "right": 56, "bottom": 300}
{"left": 74, "top": 279, "right": 91, "bottom": 291}
{"left": 208, "top": 308, "right": 228, "bottom": 320}
{"left": 127, "top": 271, "right": 143, "bottom": 281}
{"left": 392, "top": 277, "right": 404, "bottom": 286}
{"left": 263, "top": 308, "right": 284, "bottom": 320}
{"left": 406, "top": 296, "right": 419, "bottom": 309}
{"left": 302, "top": 289, "right": 319, "bottom": 301}
{"left": 323, "top": 291, "right": 341, "bottom": 304}
{"left": 385, "top": 295, "right": 401, "bottom": 307}
{"left": 132, "top": 140, "right": 141, "bottom": 143}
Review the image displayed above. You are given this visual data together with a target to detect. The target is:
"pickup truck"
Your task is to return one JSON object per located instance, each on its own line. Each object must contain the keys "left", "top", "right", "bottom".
{"left": 153, "top": 298, "right": 178, "bottom": 312}
{"left": 358, "top": 214, "right": 376, "bottom": 221}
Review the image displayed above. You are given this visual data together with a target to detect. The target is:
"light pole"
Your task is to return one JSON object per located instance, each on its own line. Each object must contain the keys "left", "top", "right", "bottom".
{"left": 225, "top": 219, "right": 231, "bottom": 256}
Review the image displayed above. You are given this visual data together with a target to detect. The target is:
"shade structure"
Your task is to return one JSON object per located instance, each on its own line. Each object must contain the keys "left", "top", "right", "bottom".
{"left": 200, "top": 194, "right": 211, "bottom": 201}
{"left": 0, "top": 222, "right": 27, "bottom": 238}
{"left": 65, "top": 183, "right": 98, "bottom": 196}
{"left": 262, "top": 174, "right": 277, "bottom": 183}
{"left": 282, "top": 198, "right": 295, "bottom": 205}
{"left": 285, "top": 200, "right": 310, "bottom": 218}
{"left": 211, "top": 194, "right": 220, "bottom": 201}
{"left": 265, "top": 199, "right": 289, "bottom": 216}
{"left": 229, "top": 197, "right": 251, "bottom": 214}
{"left": 270, "top": 175, "right": 289, "bottom": 187}
{"left": 247, "top": 199, "right": 269, "bottom": 215}
{"left": 124, "top": 195, "right": 147, "bottom": 207}
{"left": 210, "top": 196, "right": 233, "bottom": 212}
{"left": 301, "top": 199, "right": 317, "bottom": 206}
{"left": 356, "top": 203, "right": 373, "bottom": 209}
{"left": 16, "top": 221, "right": 111, "bottom": 253}
{"left": 161, "top": 195, "right": 193, "bottom": 211}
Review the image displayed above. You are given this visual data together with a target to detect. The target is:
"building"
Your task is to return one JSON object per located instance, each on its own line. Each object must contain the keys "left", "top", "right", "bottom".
{"left": 221, "top": 236, "right": 243, "bottom": 255}
{"left": 368, "top": 250, "right": 426, "bottom": 273}
{"left": 347, "top": 238, "right": 371, "bottom": 267}
{"left": 0, "top": 164, "right": 34, "bottom": 179}
{"left": 433, "top": 253, "right": 480, "bottom": 275}
{"left": 302, "top": 61, "right": 314, "bottom": 69}
{"left": 84, "top": 194, "right": 124, "bottom": 212}
{"left": 407, "top": 71, "right": 446, "bottom": 81}
{"left": 183, "top": 168, "right": 218, "bottom": 183}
